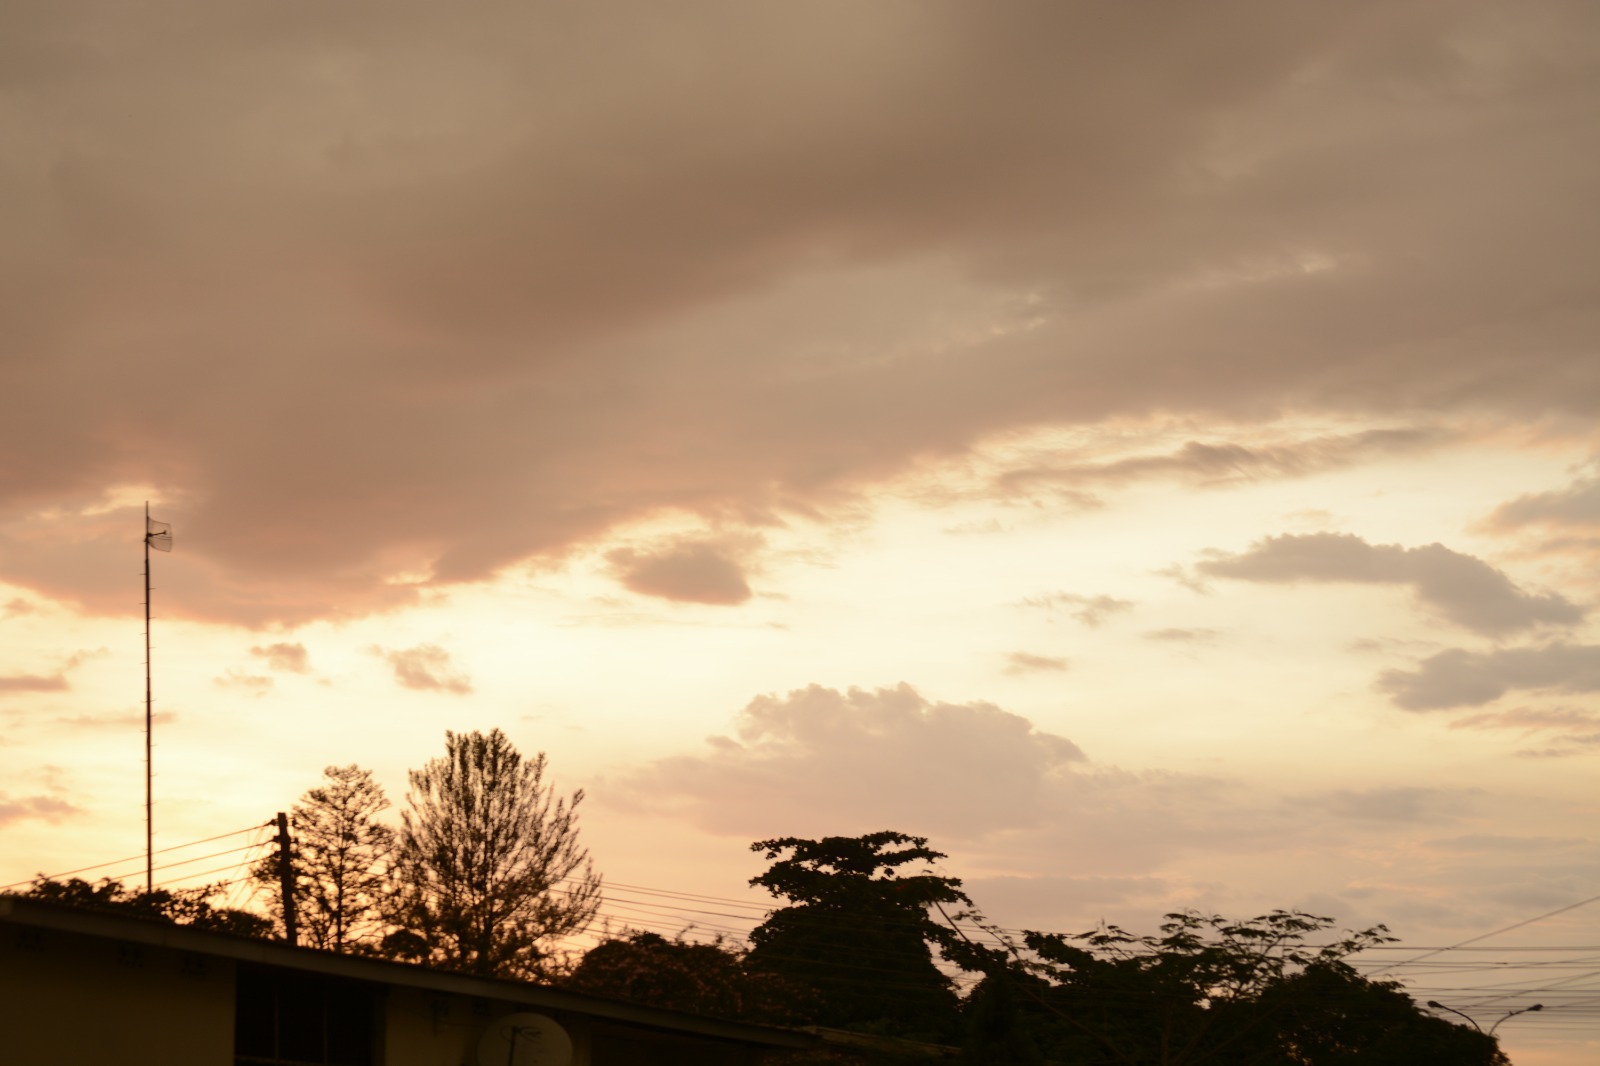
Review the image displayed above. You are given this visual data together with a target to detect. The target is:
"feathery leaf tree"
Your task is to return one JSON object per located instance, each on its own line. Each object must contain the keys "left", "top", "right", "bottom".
{"left": 254, "top": 764, "right": 394, "bottom": 953}
{"left": 387, "top": 729, "right": 601, "bottom": 979}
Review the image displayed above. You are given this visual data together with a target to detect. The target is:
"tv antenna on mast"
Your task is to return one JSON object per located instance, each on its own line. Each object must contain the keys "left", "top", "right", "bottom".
{"left": 143, "top": 503, "right": 172, "bottom": 892}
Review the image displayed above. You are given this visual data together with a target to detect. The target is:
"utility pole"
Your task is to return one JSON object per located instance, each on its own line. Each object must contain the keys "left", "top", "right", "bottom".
{"left": 276, "top": 811, "right": 299, "bottom": 946}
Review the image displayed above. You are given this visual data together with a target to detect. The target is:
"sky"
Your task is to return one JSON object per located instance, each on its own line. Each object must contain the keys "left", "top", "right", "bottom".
{"left": 2, "top": 1, "right": 1598, "bottom": 1060}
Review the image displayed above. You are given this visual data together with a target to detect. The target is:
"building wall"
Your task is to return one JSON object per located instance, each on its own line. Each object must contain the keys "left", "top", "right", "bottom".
{"left": 1, "top": 915, "right": 790, "bottom": 1066}
{"left": 383, "top": 985, "right": 595, "bottom": 1066}
{"left": 382, "top": 985, "right": 768, "bottom": 1066}
{"left": 0, "top": 922, "right": 235, "bottom": 1065}
{"left": 588, "top": 1023, "right": 767, "bottom": 1066}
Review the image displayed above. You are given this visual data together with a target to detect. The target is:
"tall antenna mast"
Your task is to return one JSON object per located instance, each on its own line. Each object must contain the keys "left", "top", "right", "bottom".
{"left": 143, "top": 503, "right": 172, "bottom": 892}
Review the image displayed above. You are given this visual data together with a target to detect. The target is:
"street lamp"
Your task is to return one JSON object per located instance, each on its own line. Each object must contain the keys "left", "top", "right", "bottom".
{"left": 1427, "top": 1000, "right": 1481, "bottom": 1031}
{"left": 1490, "top": 1003, "right": 1543, "bottom": 1036}
{"left": 1426, "top": 1001, "right": 1544, "bottom": 1036}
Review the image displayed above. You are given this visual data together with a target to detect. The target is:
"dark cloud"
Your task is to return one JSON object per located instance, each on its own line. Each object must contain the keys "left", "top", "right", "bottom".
{"left": 1005, "top": 652, "right": 1070, "bottom": 675}
{"left": 998, "top": 427, "right": 1445, "bottom": 494}
{"left": 1377, "top": 643, "right": 1600, "bottom": 711}
{"left": 1, "top": 2, "right": 1596, "bottom": 624}
{"left": 1198, "top": 532, "right": 1583, "bottom": 635}
{"left": 250, "top": 642, "right": 311, "bottom": 674}
{"left": 618, "top": 684, "right": 1085, "bottom": 839}
{"left": 607, "top": 539, "right": 755, "bottom": 606}
{"left": 372, "top": 643, "right": 473, "bottom": 695}
{"left": 1020, "top": 592, "right": 1134, "bottom": 628}
{"left": 0, "top": 793, "right": 79, "bottom": 828}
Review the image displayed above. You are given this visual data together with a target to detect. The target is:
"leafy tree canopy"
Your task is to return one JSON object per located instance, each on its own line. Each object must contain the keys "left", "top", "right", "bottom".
{"left": 959, "top": 909, "right": 1509, "bottom": 1066}
{"left": 566, "top": 930, "right": 812, "bottom": 1025}
{"left": 747, "top": 831, "right": 971, "bottom": 1042}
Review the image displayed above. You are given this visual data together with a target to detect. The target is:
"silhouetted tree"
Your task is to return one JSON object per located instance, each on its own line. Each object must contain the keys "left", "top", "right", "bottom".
{"left": 386, "top": 729, "right": 601, "bottom": 979}
{"left": 16, "top": 876, "right": 273, "bottom": 938}
{"left": 963, "top": 909, "right": 1509, "bottom": 1066}
{"left": 745, "top": 831, "right": 970, "bottom": 1041}
{"left": 253, "top": 764, "right": 394, "bottom": 952}
{"left": 567, "top": 930, "right": 813, "bottom": 1024}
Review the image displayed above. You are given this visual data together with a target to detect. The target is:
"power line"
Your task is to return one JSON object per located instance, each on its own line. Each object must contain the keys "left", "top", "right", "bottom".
{"left": 1, "top": 822, "right": 273, "bottom": 892}
{"left": 1371, "top": 891, "right": 1600, "bottom": 976}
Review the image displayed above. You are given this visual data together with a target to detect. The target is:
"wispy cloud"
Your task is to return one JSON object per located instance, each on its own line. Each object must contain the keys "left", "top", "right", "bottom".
{"left": 0, "top": 673, "right": 69, "bottom": 694}
{"left": 215, "top": 669, "right": 273, "bottom": 694}
{"left": 999, "top": 428, "right": 1445, "bottom": 493}
{"left": 0, "top": 793, "right": 79, "bottom": 828}
{"left": 1485, "top": 464, "right": 1600, "bottom": 533}
{"left": 1020, "top": 592, "right": 1134, "bottom": 628}
{"left": 1144, "top": 628, "right": 1220, "bottom": 644}
{"left": 1294, "top": 786, "right": 1477, "bottom": 824}
{"left": 1005, "top": 651, "right": 1071, "bottom": 674}
{"left": 250, "top": 642, "right": 310, "bottom": 674}
{"left": 371, "top": 644, "right": 473, "bottom": 695}
{"left": 1448, "top": 705, "right": 1600, "bottom": 758}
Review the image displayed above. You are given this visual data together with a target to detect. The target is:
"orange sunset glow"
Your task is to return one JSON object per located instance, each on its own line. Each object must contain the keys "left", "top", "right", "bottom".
{"left": 2, "top": 4, "right": 1597, "bottom": 1062}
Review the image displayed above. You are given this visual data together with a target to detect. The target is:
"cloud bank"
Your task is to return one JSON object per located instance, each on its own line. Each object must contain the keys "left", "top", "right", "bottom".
{"left": 1, "top": 2, "right": 1596, "bottom": 624}
{"left": 620, "top": 684, "right": 1085, "bottom": 839}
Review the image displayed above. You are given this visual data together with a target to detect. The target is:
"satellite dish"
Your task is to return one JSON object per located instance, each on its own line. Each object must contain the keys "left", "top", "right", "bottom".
{"left": 476, "top": 1012, "right": 574, "bottom": 1066}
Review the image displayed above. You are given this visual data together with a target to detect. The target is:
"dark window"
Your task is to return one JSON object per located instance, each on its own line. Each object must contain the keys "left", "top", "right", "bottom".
{"left": 235, "top": 965, "right": 376, "bottom": 1066}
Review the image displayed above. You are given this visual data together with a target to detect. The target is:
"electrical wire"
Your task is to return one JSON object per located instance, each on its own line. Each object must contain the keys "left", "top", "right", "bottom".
{"left": 1, "top": 821, "right": 272, "bottom": 891}
{"left": 1371, "top": 891, "right": 1600, "bottom": 976}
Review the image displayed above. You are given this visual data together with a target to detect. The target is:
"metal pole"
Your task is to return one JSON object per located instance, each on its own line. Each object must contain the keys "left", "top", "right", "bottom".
{"left": 144, "top": 502, "right": 153, "bottom": 893}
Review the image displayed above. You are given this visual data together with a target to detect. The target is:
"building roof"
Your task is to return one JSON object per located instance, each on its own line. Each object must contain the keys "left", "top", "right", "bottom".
{"left": 0, "top": 895, "right": 816, "bottom": 1051}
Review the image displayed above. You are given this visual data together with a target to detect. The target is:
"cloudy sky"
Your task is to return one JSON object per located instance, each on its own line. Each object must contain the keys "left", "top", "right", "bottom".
{"left": 2, "top": 2, "right": 1597, "bottom": 1060}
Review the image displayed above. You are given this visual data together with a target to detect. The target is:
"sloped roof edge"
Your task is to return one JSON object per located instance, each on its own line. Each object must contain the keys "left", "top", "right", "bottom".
{"left": 0, "top": 896, "right": 816, "bottom": 1050}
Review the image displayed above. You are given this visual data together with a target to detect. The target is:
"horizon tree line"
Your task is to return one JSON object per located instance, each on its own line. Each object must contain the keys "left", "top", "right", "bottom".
{"left": 11, "top": 736, "right": 1512, "bottom": 1063}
